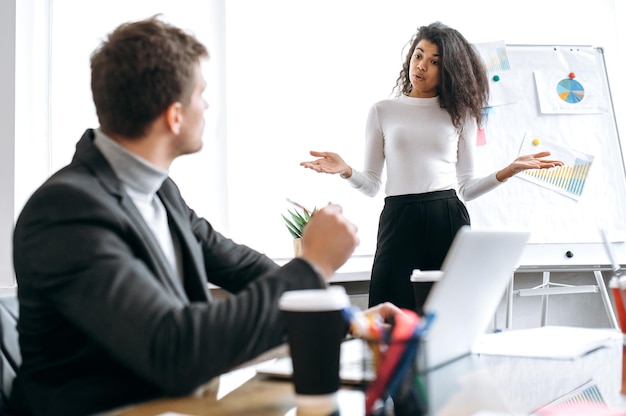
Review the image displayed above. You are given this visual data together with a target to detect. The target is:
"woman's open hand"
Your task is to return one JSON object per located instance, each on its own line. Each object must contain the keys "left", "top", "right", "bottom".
{"left": 300, "top": 151, "right": 352, "bottom": 178}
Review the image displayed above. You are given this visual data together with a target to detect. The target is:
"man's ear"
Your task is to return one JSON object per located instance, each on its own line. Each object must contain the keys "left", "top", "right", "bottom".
{"left": 165, "top": 102, "right": 184, "bottom": 135}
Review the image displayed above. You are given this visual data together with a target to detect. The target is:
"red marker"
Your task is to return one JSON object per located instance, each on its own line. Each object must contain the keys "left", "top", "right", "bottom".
{"left": 365, "top": 309, "right": 420, "bottom": 415}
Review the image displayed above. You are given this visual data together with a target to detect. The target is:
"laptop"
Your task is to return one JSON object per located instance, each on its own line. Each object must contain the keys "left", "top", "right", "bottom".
{"left": 414, "top": 226, "right": 530, "bottom": 370}
{"left": 257, "top": 226, "right": 530, "bottom": 382}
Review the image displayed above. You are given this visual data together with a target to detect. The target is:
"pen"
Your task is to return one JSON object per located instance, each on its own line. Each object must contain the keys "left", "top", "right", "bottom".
{"left": 383, "top": 322, "right": 422, "bottom": 405}
{"left": 367, "top": 314, "right": 383, "bottom": 377}
{"left": 286, "top": 198, "right": 313, "bottom": 215}
{"left": 341, "top": 306, "right": 369, "bottom": 337}
{"left": 601, "top": 228, "right": 626, "bottom": 330}
{"left": 365, "top": 309, "right": 420, "bottom": 414}
{"left": 417, "top": 311, "right": 436, "bottom": 335}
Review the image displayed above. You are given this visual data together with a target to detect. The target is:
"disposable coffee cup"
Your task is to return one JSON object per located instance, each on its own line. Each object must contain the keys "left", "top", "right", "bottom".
{"left": 279, "top": 286, "right": 351, "bottom": 413}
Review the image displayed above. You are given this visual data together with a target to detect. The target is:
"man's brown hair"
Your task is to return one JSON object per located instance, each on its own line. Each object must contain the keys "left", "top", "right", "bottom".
{"left": 91, "top": 15, "right": 209, "bottom": 138}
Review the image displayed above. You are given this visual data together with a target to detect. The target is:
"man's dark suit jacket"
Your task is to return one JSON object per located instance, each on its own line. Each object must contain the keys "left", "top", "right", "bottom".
{"left": 9, "top": 129, "right": 326, "bottom": 415}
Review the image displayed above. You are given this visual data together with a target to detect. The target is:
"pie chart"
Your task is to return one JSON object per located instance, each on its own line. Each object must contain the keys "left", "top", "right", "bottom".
{"left": 556, "top": 78, "right": 584, "bottom": 104}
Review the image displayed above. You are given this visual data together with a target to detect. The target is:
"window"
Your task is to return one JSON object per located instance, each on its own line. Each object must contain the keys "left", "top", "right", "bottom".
{"left": 16, "top": 0, "right": 404, "bottom": 263}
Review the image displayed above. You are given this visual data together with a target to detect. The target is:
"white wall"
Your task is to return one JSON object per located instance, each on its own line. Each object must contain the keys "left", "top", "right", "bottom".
{"left": 614, "top": 0, "right": 626, "bottom": 147}
{"left": 0, "top": 1, "right": 16, "bottom": 287}
{"left": 224, "top": 0, "right": 622, "bottom": 259}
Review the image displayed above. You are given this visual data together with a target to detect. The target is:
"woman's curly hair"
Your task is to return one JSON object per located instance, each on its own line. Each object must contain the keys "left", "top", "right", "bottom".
{"left": 393, "top": 22, "right": 489, "bottom": 133}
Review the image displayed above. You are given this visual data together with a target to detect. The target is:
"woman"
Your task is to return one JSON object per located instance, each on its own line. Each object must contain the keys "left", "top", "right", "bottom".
{"left": 300, "top": 22, "right": 562, "bottom": 312}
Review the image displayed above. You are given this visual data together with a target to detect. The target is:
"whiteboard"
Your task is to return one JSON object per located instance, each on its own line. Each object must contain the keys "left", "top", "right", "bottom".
{"left": 465, "top": 44, "right": 626, "bottom": 268}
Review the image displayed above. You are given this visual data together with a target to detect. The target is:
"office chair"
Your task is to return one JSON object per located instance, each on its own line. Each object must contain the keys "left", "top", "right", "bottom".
{"left": 0, "top": 294, "right": 20, "bottom": 414}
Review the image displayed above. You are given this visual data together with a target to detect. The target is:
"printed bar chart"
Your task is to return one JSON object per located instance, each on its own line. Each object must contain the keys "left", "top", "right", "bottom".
{"left": 518, "top": 133, "right": 595, "bottom": 200}
{"left": 484, "top": 46, "right": 512, "bottom": 72}
{"left": 522, "top": 159, "right": 591, "bottom": 197}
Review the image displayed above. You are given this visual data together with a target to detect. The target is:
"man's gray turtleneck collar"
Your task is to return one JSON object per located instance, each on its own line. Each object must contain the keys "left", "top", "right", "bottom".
{"left": 93, "top": 128, "right": 168, "bottom": 195}
{"left": 92, "top": 128, "right": 183, "bottom": 284}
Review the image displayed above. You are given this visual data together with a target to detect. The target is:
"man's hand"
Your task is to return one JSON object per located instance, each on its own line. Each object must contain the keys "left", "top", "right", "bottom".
{"left": 300, "top": 203, "right": 359, "bottom": 279}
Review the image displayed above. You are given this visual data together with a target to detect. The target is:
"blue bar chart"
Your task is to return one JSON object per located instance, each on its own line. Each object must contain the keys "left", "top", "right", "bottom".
{"left": 483, "top": 46, "right": 512, "bottom": 72}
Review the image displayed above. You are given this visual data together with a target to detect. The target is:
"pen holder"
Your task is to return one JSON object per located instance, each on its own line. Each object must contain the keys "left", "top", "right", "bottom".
{"left": 607, "top": 277, "right": 626, "bottom": 394}
{"left": 621, "top": 333, "right": 626, "bottom": 395}
{"left": 343, "top": 307, "right": 432, "bottom": 416}
{"left": 358, "top": 333, "right": 428, "bottom": 416}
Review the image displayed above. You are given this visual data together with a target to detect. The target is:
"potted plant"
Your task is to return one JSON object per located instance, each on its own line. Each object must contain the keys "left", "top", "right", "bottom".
{"left": 282, "top": 203, "right": 316, "bottom": 257}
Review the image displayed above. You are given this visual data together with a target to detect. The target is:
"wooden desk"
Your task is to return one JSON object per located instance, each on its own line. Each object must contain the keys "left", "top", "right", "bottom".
{"left": 112, "top": 376, "right": 300, "bottom": 416}
{"left": 110, "top": 367, "right": 366, "bottom": 416}
{"left": 112, "top": 335, "right": 624, "bottom": 416}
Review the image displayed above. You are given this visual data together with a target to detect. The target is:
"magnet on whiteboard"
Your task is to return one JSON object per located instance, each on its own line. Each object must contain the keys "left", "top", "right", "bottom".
{"left": 569, "top": 72, "right": 576, "bottom": 79}
{"left": 532, "top": 138, "right": 541, "bottom": 146}
{"left": 493, "top": 75, "right": 500, "bottom": 82}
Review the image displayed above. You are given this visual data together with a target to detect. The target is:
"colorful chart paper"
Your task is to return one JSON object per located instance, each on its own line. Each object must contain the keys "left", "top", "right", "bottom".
{"left": 517, "top": 133, "right": 595, "bottom": 200}
{"left": 557, "top": 78, "right": 585, "bottom": 103}
{"left": 474, "top": 41, "right": 523, "bottom": 108}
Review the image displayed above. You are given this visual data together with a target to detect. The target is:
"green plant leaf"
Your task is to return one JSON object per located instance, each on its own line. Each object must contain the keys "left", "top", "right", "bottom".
{"left": 282, "top": 207, "right": 315, "bottom": 239}
{"left": 282, "top": 214, "right": 302, "bottom": 238}
{"left": 287, "top": 210, "right": 304, "bottom": 227}
{"left": 281, "top": 206, "right": 319, "bottom": 239}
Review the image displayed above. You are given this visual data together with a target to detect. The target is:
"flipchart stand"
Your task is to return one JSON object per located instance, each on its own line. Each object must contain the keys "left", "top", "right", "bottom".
{"left": 505, "top": 266, "right": 620, "bottom": 330}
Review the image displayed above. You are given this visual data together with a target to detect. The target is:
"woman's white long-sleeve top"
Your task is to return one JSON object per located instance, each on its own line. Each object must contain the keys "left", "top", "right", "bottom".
{"left": 345, "top": 94, "right": 502, "bottom": 201}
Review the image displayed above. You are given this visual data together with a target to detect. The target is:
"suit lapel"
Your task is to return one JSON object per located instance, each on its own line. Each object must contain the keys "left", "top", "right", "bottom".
{"left": 119, "top": 195, "right": 190, "bottom": 302}
{"left": 73, "top": 130, "right": 190, "bottom": 303}
{"left": 159, "top": 193, "right": 211, "bottom": 301}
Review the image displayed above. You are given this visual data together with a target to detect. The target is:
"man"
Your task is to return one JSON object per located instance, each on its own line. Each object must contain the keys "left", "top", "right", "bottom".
{"left": 9, "top": 16, "right": 391, "bottom": 415}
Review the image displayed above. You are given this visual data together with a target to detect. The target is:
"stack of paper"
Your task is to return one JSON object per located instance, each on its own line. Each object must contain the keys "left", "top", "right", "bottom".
{"left": 472, "top": 326, "right": 622, "bottom": 359}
